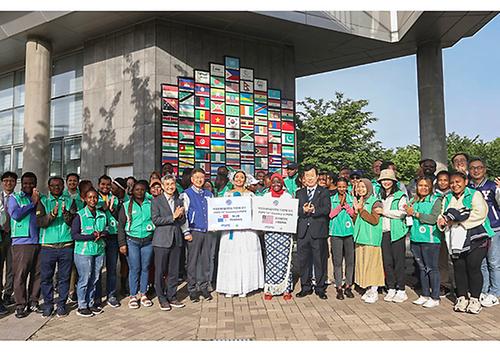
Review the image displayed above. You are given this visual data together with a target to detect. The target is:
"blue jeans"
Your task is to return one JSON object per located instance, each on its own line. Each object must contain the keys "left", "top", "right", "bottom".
{"left": 74, "top": 253, "right": 104, "bottom": 309}
{"left": 411, "top": 242, "right": 441, "bottom": 300}
{"left": 95, "top": 235, "right": 119, "bottom": 302}
{"left": 481, "top": 231, "right": 500, "bottom": 296}
{"left": 40, "top": 247, "right": 73, "bottom": 310}
{"left": 126, "top": 238, "right": 153, "bottom": 297}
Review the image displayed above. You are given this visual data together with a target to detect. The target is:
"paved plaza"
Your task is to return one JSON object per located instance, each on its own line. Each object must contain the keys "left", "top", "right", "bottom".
{"left": 1, "top": 281, "right": 500, "bottom": 341}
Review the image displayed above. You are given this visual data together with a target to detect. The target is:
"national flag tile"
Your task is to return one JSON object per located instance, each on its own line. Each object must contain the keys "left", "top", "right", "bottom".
{"left": 226, "top": 92, "right": 239, "bottom": 105}
{"left": 162, "top": 98, "right": 178, "bottom": 113}
{"left": 241, "top": 153, "right": 254, "bottom": 163}
{"left": 195, "top": 162, "right": 211, "bottom": 173}
{"left": 226, "top": 153, "right": 240, "bottom": 166}
{"left": 162, "top": 126, "right": 178, "bottom": 139}
{"left": 269, "top": 130, "right": 281, "bottom": 143}
{"left": 226, "top": 140, "right": 240, "bottom": 153}
{"left": 195, "top": 122, "right": 210, "bottom": 136}
{"left": 195, "top": 136, "right": 210, "bottom": 149}
{"left": 269, "top": 167, "right": 282, "bottom": 175}
{"left": 268, "top": 89, "right": 281, "bottom": 99}
{"left": 255, "top": 78, "right": 267, "bottom": 92}
{"left": 241, "top": 142, "right": 254, "bottom": 153}
{"left": 209, "top": 153, "right": 225, "bottom": 163}
{"left": 282, "top": 110, "right": 294, "bottom": 121}
{"left": 211, "top": 139, "right": 225, "bottom": 153}
{"left": 162, "top": 84, "right": 178, "bottom": 98}
{"left": 255, "top": 104, "right": 268, "bottom": 116}
{"left": 254, "top": 116, "right": 267, "bottom": 126}
{"left": 226, "top": 129, "right": 240, "bottom": 140}
{"left": 179, "top": 91, "right": 194, "bottom": 104}
{"left": 255, "top": 157, "right": 268, "bottom": 169}
{"left": 179, "top": 144, "right": 194, "bottom": 157}
{"left": 161, "top": 152, "right": 178, "bottom": 164}
{"left": 195, "top": 149, "right": 210, "bottom": 162}
{"left": 195, "top": 83, "right": 209, "bottom": 97}
{"left": 179, "top": 104, "right": 194, "bottom": 118}
{"left": 268, "top": 98, "right": 281, "bottom": 109}
{"left": 240, "top": 118, "right": 254, "bottom": 130}
{"left": 255, "top": 136, "right": 267, "bottom": 146}
{"left": 211, "top": 126, "right": 225, "bottom": 139}
{"left": 178, "top": 77, "right": 194, "bottom": 92}
{"left": 240, "top": 80, "right": 253, "bottom": 93}
{"left": 241, "top": 129, "right": 254, "bottom": 142}
{"left": 282, "top": 133, "right": 295, "bottom": 145}
{"left": 269, "top": 143, "right": 282, "bottom": 155}
{"left": 210, "top": 76, "right": 224, "bottom": 89}
{"left": 269, "top": 121, "right": 281, "bottom": 130}
{"left": 179, "top": 157, "right": 195, "bottom": 167}
{"left": 240, "top": 93, "right": 253, "bottom": 105}
{"left": 179, "top": 131, "right": 194, "bottom": 141}
{"left": 195, "top": 70, "right": 210, "bottom": 84}
{"left": 211, "top": 114, "right": 225, "bottom": 126}
{"left": 225, "top": 56, "right": 240, "bottom": 70}
{"left": 225, "top": 68, "right": 240, "bottom": 82}
{"left": 240, "top": 68, "right": 253, "bottom": 81}
{"left": 179, "top": 118, "right": 194, "bottom": 131}
{"left": 162, "top": 138, "right": 178, "bottom": 153}
{"left": 226, "top": 105, "right": 239, "bottom": 116}
{"left": 210, "top": 100, "right": 224, "bottom": 114}
{"left": 195, "top": 109, "right": 210, "bottom": 122}
{"left": 226, "top": 116, "right": 239, "bottom": 129}
{"left": 282, "top": 121, "right": 295, "bottom": 133}
{"left": 255, "top": 146, "right": 268, "bottom": 157}
{"left": 210, "top": 88, "right": 225, "bottom": 101}
{"left": 269, "top": 155, "right": 282, "bottom": 168}
{"left": 240, "top": 105, "right": 254, "bottom": 118}
{"left": 254, "top": 92, "right": 267, "bottom": 104}
{"left": 283, "top": 146, "right": 295, "bottom": 161}
{"left": 211, "top": 163, "right": 224, "bottom": 177}
{"left": 195, "top": 96, "right": 210, "bottom": 110}
{"left": 162, "top": 115, "right": 178, "bottom": 126}
{"left": 241, "top": 164, "right": 255, "bottom": 175}
{"left": 254, "top": 125, "right": 268, "bottom": 136}
{"left": 210, "top": 63, "right": 225, "bottom": 77}
{"left": 225, "top": 82, "right": 239, "bottom": 93}
{"left": 281, "top": 99, "right": 294, "bottom": 110}
{"left": 268, "top": 110, "right": 281, "bottom": 121}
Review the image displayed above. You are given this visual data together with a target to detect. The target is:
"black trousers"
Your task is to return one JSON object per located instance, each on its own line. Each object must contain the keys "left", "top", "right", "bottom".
{"left": 186, "top": 231, "right": 215, "bottom": 295}
{"left": 154, "top": 245, "right": 180, "bottom": 302}
{"left": 298, "top": 232, "right": 328, "bottom": 293}
{"left": 12, "top": 244, "right": 41, "bottom": 309}
{"left": 0, "top": 233, "right": 13, "bottom": 297}
{"left": 381, "top": 232, "right": 406, "bottom": 290}
{"left": 453, "top": 245, "right": 487, "bottom": 299}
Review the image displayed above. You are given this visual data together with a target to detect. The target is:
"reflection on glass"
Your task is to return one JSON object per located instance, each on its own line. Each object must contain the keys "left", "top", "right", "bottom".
{"left": 14, "top": 147, "right": 22, "bottom": 177}
{"left": 0, "top": 148, "right": 11, "bottom": 173}
{"left": 50, "top": 141, "right": 62, "bottom": 177}
{"left": 64, "top": 138, "right": 81, "bottom": 175}
{"left": 0, "top": 110, "right": 13, "bottom": 146}
{"left": 0, "top": 73, "right": 14, "bottom": 111}
{"left": 13, "top": 107, "right": 24, "bottom": 144}
{"left": 14, "top": 71, "right": 25, "bottom": 107}
{"left": 51, "top": 54, "right": 83, "bottom": 98}
{"left": 50, "top": 94, "right": 83, "bottom": 138}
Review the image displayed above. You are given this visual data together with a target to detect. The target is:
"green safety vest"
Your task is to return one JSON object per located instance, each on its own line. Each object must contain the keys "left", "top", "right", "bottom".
{"left": 215, "top": 182, "right": 233, "bottom": 197}
{"left": 74, "top": 207, "right": 106, "bottom": 256}
{"left": 10, "top": 192, "right": 33, "bottom": 238}
{"left": 284, "top": 174, "right": 298, "bottom": 197}
{"left": 255, "top": 187, "right": 269, "bottom": 197}
{"left": 329, "top": 193, "right": 354, "bottom": 237}
{"left": 39, "top": 193, "right": 73, "bottom": 244}
{"left": 443, "top": 187, "right": 495, "bottom": 237}
{"left": 410, "top": 194, "right": 443, "bottom": 244}
{"left": 372, "top": 179, "right": 381, "bottom": 198}
{"left": 123, "top": 198, "right": 155, "bottom": 238}
{"left": 388, "top": 190, "right": 409, "bottom": 241}
{"left": 97, "top": 193, "right": 119, "bottom": 235}
{"left": 353, "top": 195, "right": 383, "bottom": 246}
{"left": 63, "top": 189, "right": 85, "bottom": 211}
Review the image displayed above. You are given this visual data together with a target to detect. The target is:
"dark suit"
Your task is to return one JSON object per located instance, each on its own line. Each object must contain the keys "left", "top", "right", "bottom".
{"left": 296, "top": 185, "right": 330, "bottom": 293}
{"left": 0, "top": 192, "right": 13, "bottom": 299}
{"left": 151, "top": 194, "right": 186, "bottom": 302}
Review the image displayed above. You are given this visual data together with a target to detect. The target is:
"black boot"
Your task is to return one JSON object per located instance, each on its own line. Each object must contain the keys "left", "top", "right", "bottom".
{"left": 344, "top": 286, "right": 354, "bottom": 298}
{"left": 336, "top": 287, "right": 344, "bottom": 300}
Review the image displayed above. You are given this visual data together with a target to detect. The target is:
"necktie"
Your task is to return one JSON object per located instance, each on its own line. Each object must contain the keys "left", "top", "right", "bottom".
{"left": 307, "top": 188, "right": 314, "bottom": 202}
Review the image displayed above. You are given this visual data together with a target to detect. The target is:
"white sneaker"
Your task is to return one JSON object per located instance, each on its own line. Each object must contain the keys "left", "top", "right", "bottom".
{"left": 392, "top": 290, "right": 408, "bottom": 303}
{"left": 480, "top": 293, "right": 487, "bottom": 302}
{"left": 238, "top": 293, "right": 247, "bottom": 298}
{"left": 384, "top": 289, "right": 396, "bottom": 302}
{"left": 364, "top": 292, "right": 378, "bottom": 304}
{"left": 480, "top": 294, "right": 499, "bottom": 308}
{"left": 361, "top": 289, "right": 371, "bottom": 301}
{"left": 412, "top": 296, "right": 430, "bottom": 305}
{"left": 422, "top": 298, "right": 440, "bottom": 308}
{"left": 467, "top": 297, "right": 482, "bottom": 314}
{"left": 225, "top": 294, "right": 233, "bottom": 298}
{"left": 454, "top": 296, "right": 468, "bottom": 312}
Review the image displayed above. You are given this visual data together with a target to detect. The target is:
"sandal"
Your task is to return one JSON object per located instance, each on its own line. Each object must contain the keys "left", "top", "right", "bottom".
{"left": 140, "top": 295, "right": 153, "bottom": 307}
{"left": 264, "top": 293, "right": 273, "bottom": 301}
{"left": 128, "top": 296, "right": 139, "bottom": 309}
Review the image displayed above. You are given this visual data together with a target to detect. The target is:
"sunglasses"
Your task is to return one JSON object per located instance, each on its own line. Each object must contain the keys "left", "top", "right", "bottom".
{"left": 350, "top": 176, "right": 360, "bottom": 180}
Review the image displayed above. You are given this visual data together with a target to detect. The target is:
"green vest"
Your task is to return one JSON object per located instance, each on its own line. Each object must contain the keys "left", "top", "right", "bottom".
{"left": 410, "top": 195, "right": 443, "bottom": 244}
{"left": 63, "top": 189, "right": 85, "bottom": 211}
{"left": 255, "top": 187, "right": 269, "bottom": 197}
{"left": 10, "top": 192, "right": 33, "bottom": 238}
{"left": 215, "top": 182, "right": 233, "bottom": 197}
{"left": 444, "top": 188, "right": 495, "bottom": 237}
{"left": 39, "top": 193, "right": 73, "bottom": 244}
{"left": 97, "top": 193, "right": 119, "bottom": 235}
{"left": 284, "top": 174, "right": 298, "bottom": 197}
{"left": 372, "top": 179, "right": 381, "bottom": 198}
{"left": 329, "top": 193, "right": 354, "bottom": 237}
{"left": 123, "top": 198, "right": 155, "bottom": 238}
{"left": 388, "top": 190, "right": 409, "bottom": 241}
{"left": 74, "top": 207, "right": 106, "bottom": 256}
{"left": 354, "top": 195, "right": 383, "bottom": 246}
{"left": 176, "top": 182, "right": 184, "bottom": 194}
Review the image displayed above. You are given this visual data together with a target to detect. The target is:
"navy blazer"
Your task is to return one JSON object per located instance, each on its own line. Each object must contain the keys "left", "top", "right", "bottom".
{"left": 296, "top": 185, "right": 330, "bottom": 239}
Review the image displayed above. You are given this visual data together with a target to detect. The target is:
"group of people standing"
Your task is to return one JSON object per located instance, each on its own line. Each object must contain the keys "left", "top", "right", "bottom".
{"left": 0, "top": 151, "right": 498, "bottom": 320}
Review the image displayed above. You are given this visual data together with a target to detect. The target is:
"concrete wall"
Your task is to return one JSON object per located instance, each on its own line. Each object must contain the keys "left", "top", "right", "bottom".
{"left": 82, "top": 18, "right": 295, "bottom": 182}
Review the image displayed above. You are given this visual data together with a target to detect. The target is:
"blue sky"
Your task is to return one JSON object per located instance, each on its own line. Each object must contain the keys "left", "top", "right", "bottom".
{"left": 296, "top": 15, "right": 500, "bottom": 149}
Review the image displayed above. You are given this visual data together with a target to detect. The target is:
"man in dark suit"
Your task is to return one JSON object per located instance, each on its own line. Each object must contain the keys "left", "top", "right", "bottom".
{"left": 151, "top": 176, "right": 191, "bottom": 311}
{"left": 296, "top": 164, "right": 331, "bottom": 299}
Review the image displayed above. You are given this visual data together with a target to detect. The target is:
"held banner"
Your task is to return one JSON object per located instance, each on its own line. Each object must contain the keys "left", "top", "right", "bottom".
{"left": 207, "top": 196, "right": 252, "bottom": 231}
{"left": 252, "top": 197, "right": 299, "bottom": 234}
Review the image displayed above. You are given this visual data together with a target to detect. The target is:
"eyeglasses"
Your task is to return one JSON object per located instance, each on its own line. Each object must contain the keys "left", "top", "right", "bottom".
{"left": 469, "top": 165, "right": 484, "bottom": 171}
{"left": 350, "top": 176, "right": 360, "bottom": 180}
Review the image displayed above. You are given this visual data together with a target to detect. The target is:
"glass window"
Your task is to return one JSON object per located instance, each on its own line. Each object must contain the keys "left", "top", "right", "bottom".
{"left": 13, "top": 147, "right": 22, "bottom": 178}
{"left": 13, "top": 107, "right": 24, "bottom": 144}
{"left": 0, "top": 148, "right": 11, "bottom": 173}
{"left": 64, "top": 138, "right": 81, "bottom": 175}
{"left": 0, "top": 73, "right": 14, "bottom": 111}
{"left": 51, "top": 54, "right": 83, "bottom": 98}
{"left": 50, "top": 141, "right": 63, "bottom": 177}
{"left": 14, "top": 70, "right": 25, "bottom": 107}
{"left": 50, "top": 93, "right": 83, "bottom": 137}
{"left": 0, "top": 110, "right": 13, "bottom": 146}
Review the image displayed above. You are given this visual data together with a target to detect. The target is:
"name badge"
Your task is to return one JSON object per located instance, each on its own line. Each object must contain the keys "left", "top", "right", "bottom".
{"left": 146, "top": 224, "right": 153, "bottom": 231}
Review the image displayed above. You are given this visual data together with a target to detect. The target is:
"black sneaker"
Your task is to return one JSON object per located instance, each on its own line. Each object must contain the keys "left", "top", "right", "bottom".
{"left": 189, "top": 292, "right": 200, "bottom": 303}
{"left": 67, "top": 292, "right": 77, "bottom": 304}
{"left": 0, "top": 301, "right": 8, "bottom": 315}
{"left": 56, "top": 306, "right": 68, "bottom": 318}
{"left": 29, "top": 302, "right": 43, "bottom": 314}
{"left": 344, "top": 287, "right": 355, "bottom": 298}
{"left": 159, "top": 300, "right": 171, "bottom": 311}
{"left": 42, "top": 306, "right": 54, "bottom": 318}
{"left": 3, "top": 294, "right": 15, "bottom": 306}
{"left": 336, "top": 287, "right": 344, "bottom": 300}
{"left": 107, "top": 297, "right": 121, "bottom": 308}
{"left": 76, "top": 308, "right": 94, "bottom": 318}
{"left": 201, "top": 289, "right": 213, "bottom": 301}
{"left": 15, "top": 307, "right": 29, "bottom": 319}
{"left": 90, "top": 305, "right": 104, "bottom": 315}
{"left": 169, "top": 299, "right": 185, "bottom": 308}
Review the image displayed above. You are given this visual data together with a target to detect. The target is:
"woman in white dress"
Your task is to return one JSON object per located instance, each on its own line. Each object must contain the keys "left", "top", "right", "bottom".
{"left": 216, "top": 170, "right": 265, "bottom": 297}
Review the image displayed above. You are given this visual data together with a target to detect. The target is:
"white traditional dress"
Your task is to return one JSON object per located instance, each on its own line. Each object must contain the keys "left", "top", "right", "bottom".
{"left": 216, "top": 190, "right": 264, "bottom": 296}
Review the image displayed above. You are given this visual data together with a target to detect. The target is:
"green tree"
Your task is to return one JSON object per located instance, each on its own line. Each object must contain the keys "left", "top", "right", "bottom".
{"left": 391, "top": 145, "right": 421, "bottom": 183}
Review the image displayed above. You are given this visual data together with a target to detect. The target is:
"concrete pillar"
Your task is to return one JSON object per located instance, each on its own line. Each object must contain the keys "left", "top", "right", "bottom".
{"left": 23, "top": 38, "right": 51, "bottom": 192}
{"left": 416, "top": 41, "right": 447, "bottom": 169}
